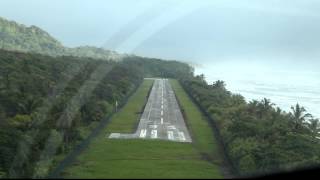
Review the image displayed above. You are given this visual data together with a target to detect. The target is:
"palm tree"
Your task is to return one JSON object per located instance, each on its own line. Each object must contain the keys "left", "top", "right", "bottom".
{"left": 308, "top": 118, "right": 320, "bottom": 139}
{"left": 261, "top": 98, "right": 275, "bottom": 111}
{"left": 248, "top": 100, "right": 259, "bottom": 114}
{"left": 196, "top": 74, "right": 205, "bottom": 82}
{"left": 256, "top": 98, "right": 275, "bottom": 118}
{"left": 18, "top": 95, "right": 42, "bottom": 115}
{"left": 275, "top": 107, "right": 282, "bottom": 115}
{"left": 290, "top": 103, "right": 312, "bottom": 131}
{"left": 212, "top": 80, "right": 226, "bottom": 90}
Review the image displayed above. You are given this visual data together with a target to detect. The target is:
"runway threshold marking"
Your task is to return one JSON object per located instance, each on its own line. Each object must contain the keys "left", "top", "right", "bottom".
{"left": 167, "top": 131, "right": 174, "bottom": 140}
{"left": 178, "top": 132, "right": 186, "bottom": 141}
{"left": 139, "top": 129, "right": 147, "bottom": 138}
{"left": 151, "top": 130, "right": 157, "bottom": 139}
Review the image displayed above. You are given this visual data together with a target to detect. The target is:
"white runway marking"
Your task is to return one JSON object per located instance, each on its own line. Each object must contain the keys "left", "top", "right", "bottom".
{"left": 168, "top": 131, "right": 174, "bottom": 140}
{"left": 167, "top": 125, "right": 176, "bottom": 130}
{"left": 149, "top": 125, "right": 158, "bottom": 129}
{"left": 109, "top": 133, "right": 120, "bottom": 138}
{"left": 109, "top": 78, "right": 192, "bottom": 143}
{"left": 178, "top": 132, "right": 186, "bottom": 141}
{"left": 139, "top": 129, "right": 147, "bottom": 138}
{"left": 151, "top": 130, "right": 157, "bottom": 139}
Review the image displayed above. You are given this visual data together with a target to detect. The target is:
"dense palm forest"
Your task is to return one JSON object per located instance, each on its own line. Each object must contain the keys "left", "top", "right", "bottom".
{"left": 180, "top": 75, "right": 320, "bottom": 176}
{"left": 0, "top": 49, "right": 192, "bottom": 178}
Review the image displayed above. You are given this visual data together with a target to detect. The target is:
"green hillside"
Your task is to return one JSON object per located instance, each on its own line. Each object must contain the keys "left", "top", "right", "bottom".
{"left": 0, "top": 17, "right": 122, "bottom": 60}
{"left": 0, "top": 17, "right": 65, "bottom": 56}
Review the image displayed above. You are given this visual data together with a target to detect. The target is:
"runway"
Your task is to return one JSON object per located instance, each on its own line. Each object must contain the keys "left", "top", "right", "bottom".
{"left": 109, "top": 79, "right": 192, "bottom": 143}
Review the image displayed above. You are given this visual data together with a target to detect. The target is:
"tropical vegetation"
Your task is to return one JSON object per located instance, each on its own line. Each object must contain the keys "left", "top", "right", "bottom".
{"left": 180, "top": 75, "right": 320, "bottom": 176}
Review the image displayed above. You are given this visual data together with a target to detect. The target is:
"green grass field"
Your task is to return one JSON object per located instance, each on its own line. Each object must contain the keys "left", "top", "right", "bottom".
{"left": 62, "top": 79, "right": 223, "bottom": 179}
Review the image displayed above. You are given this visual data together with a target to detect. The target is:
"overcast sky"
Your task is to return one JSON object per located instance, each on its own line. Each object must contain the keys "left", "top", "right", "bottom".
{"left": 0, "top": 0, "right": 320, "bottom": 67}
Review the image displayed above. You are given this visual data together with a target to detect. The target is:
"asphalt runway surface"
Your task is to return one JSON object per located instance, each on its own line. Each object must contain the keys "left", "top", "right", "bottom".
{"left": 109, "top": 78, "right": 192, "bottom": 143}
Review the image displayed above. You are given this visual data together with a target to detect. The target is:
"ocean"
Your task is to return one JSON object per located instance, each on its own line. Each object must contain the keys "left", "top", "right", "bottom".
{"left": 194, "top": 61, "right": 320, "bottom": 119}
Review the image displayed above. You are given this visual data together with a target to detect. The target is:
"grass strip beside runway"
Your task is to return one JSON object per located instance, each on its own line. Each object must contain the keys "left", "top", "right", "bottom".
{"left": 170, "top": 79, "right": 224, "bottom": 166}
